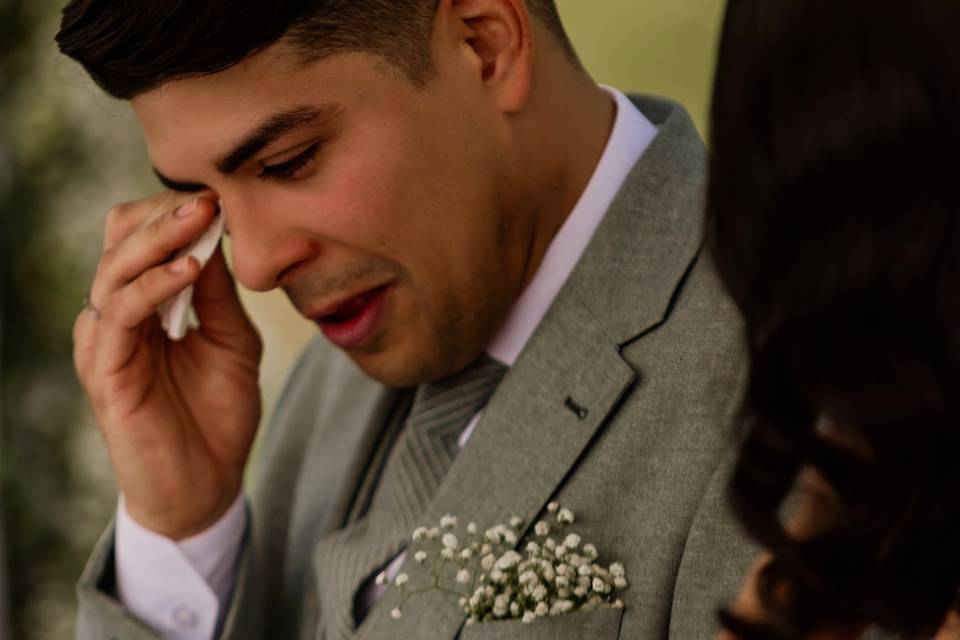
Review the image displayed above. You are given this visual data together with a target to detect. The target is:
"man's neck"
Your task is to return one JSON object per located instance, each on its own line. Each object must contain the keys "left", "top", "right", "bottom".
{"left": 518, "top": 73, "right": 617, "bottom": 291}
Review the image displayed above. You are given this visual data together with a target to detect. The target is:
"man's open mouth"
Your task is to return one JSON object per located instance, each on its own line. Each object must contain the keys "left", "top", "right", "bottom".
{"left": 313, "top": 285, "right": 390, "bottom": 349}
{"left": 318, "top": 287, "right": 384, "bottom": 324}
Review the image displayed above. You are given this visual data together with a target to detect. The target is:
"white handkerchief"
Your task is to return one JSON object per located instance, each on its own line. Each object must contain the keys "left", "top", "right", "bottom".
{"left": 158, "top": 207, "right": 226, "bottom": 340}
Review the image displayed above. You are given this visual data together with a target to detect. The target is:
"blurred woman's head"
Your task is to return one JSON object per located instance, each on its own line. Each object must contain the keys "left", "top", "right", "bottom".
{"left": 707, "top": 0, "right": 960, "bottom": 636}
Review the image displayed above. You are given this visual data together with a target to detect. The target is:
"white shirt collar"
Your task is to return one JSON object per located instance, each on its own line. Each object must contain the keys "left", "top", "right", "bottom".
{"left": 486, "top": 86, "right": 659, "bottom": 366}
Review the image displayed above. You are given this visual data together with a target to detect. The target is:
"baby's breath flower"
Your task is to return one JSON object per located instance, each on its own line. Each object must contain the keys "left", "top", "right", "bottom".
{"left": 541, "top": 564, "right": 556, "bottom": 582}
{"left": 480, "top": 553, "right": 496, "bottom": 571}
{"left": 480, "top": 553, "right": 497, "bottom": 571}
{"left": 392, "top": 505, "right": 627, "bottom": 625}
{"left": 375, "top": 572, "right": 387, "bottom": 586}
{"left": 390, "top": 607, "right": 402, "bottom": 620}
{"left": 551, "top": 599, "right": 574, "bottom": 616}
{"left": 495, "top": 550, "right": 522, "bottom": 570}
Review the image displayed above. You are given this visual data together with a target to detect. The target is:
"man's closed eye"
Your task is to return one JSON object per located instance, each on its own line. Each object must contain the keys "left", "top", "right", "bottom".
{"left": 258, "top": 142, "right": 321, "bottom": 181}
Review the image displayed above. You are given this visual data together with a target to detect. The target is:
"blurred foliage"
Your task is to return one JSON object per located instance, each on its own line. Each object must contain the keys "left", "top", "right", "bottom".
{"left": 1, "top": 1, "right": 130, "bottom": 637}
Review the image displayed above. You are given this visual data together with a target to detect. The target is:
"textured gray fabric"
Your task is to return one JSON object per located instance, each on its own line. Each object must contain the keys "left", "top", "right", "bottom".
{"left": 75, "top": 95, "right": 760, "bottom": 640}
{"left": 314, "top": 355, "right": 508, "bottom": 639}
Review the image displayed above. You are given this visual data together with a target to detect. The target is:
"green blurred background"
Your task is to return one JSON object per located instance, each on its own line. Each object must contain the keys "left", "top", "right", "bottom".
{"left": 0, "top": 1, "right": 724, "bottom": 637}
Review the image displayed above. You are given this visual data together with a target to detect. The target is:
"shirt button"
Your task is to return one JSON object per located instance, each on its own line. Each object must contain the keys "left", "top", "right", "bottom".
{"left": 171, "top": 604, "right": 198, "bottom": 629}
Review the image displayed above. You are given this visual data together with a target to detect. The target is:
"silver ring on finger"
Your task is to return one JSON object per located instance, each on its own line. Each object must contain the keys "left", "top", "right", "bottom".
{"left": 82, "top": 293, "right": 102, "bottom": 320}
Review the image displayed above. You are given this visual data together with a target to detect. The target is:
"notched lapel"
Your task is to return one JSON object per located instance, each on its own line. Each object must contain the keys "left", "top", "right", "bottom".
{"left": 567, "top": 95, "right": 708, "bottom": 345}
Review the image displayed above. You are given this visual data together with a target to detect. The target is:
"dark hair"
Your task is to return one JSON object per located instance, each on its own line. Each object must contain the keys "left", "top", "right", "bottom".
{"left": 55, "top": 0, "right": 574, "bottom": 100}
{"left": 707, "top": 0, "right": 960, "bottom": 637}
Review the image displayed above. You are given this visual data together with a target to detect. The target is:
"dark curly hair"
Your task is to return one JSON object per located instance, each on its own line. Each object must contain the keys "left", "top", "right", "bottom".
{"left": 706, "top": 0, "right": 960, "bottom": 637}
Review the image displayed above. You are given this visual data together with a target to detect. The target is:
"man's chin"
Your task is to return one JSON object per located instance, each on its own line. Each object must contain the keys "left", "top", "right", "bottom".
{"left": 344, "top": 341, "right": 479, "bottom": 389}
{"left": 341, "top": 343, "right": 429, "bottom": 388}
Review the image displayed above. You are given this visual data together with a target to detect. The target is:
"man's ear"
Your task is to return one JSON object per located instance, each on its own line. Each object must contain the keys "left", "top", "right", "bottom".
{"left": 443, "top": 0, "right": 533, "bottom": 113}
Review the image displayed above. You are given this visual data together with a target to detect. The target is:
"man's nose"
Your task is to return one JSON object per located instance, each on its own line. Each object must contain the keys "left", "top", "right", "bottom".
{"left": 222, "top": 201, "right": 319, "bottom": 292}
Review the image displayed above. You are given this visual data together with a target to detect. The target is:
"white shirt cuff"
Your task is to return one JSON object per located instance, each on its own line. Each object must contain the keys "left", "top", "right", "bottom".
{"left": 115, "top": 493, "right": 247, "bottom": 640}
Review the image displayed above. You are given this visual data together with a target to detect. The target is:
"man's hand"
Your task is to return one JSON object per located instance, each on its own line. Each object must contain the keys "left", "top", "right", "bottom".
{"left": 74, "top": 192, "right": 263, "bottom": 540}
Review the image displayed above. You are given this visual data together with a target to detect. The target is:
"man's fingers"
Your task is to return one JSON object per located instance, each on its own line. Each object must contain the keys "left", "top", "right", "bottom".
{"left": 102, "top": 191, "right": 190, "bottom": 249}
{"left": 193, "top": 246, "right": 262, "bottom": 353}
{"left": 94, "top": 197, "right": 217, "bottom": 299}
{"left": 72, "top": 306, "right": 101, "bottom": 385}
{"left": 92, "top": 256, "right": 200, "bottom": 374}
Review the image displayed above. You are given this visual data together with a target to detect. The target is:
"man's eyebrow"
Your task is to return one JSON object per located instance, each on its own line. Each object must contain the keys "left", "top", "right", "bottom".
{"left": 215, "top": 104, "right": 341, "bottom": 175}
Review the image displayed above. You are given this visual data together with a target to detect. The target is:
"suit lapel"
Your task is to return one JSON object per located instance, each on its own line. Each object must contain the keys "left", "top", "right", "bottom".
{"left": 355, "top": 96, "right": 708, "bottom": 639}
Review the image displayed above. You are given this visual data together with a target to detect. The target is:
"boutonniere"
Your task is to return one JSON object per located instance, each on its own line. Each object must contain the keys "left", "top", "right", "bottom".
{"left": 379, "top": 502, "right": 628, "bottom": 624}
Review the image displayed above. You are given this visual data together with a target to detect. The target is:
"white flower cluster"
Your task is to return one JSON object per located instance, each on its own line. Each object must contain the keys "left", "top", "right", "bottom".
{"left": 388, "top": 502, "right": 628, "bottom": 624}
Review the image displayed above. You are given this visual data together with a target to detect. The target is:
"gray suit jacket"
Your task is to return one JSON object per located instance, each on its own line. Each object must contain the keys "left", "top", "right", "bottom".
{"left": 76, "top": 95, "right": 756, "bottom": 640}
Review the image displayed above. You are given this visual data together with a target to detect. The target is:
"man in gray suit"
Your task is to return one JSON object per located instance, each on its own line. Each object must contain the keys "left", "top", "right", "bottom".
{"left": 61, "top": 0, "right": 753, "bottom": 637}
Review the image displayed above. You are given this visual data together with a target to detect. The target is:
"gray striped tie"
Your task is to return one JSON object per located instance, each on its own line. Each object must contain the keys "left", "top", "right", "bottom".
{"left": 314, "top": 354, "right": 508, "bottom": 638}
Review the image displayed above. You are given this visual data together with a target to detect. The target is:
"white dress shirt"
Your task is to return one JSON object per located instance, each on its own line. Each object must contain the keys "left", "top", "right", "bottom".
{"left": 114, "top": 86, "right": 658, "bottom": 640}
